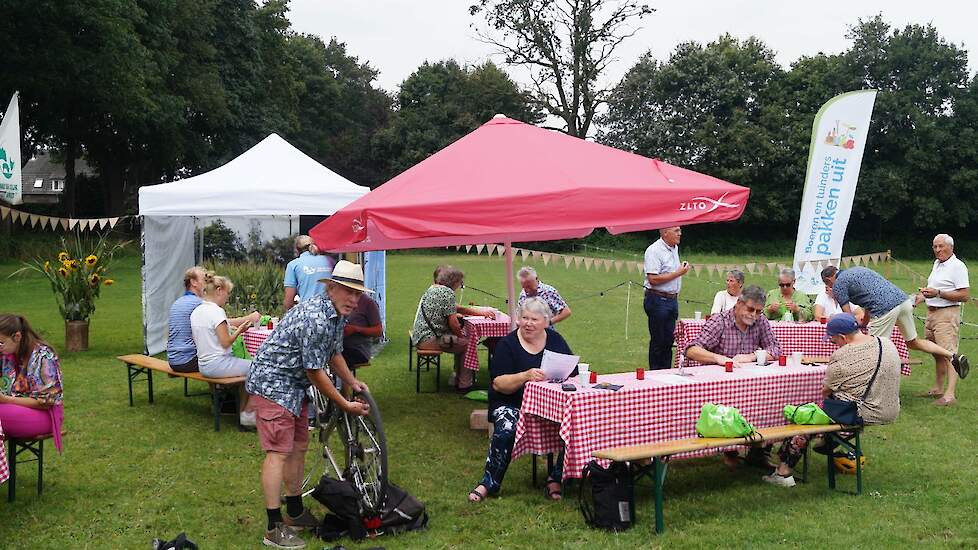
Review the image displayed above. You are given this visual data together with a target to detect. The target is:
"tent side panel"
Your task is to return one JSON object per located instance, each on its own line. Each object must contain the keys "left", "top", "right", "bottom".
{"left": 142, "top": 216, "right": 195, "bottom": 356}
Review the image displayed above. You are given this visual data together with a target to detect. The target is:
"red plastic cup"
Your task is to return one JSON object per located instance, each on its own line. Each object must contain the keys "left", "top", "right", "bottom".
{"left": 779, "top": 355, "right": 787, "bottom": 366}
{"left": 636, "top": 368, "right": 645, "bottom": 380}
{"left": 819, "top": 317, "right": 827, "bottom": 324}
{"left": 267, "top": 321, "right": 273, "bottom": 329}
{"left": 589, "top": 371, "right": 598, "bottom": 384}
{"left": 725, "top": 361, "right": 734, "bottom": 373}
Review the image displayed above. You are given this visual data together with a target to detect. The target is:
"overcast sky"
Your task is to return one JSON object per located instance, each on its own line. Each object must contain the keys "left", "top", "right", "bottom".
{"left": 287, "top": 1, "right": 975, "bottom": 95}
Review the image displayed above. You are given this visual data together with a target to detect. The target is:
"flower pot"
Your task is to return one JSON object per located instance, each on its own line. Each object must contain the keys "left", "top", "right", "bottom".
{"left": 65, "top": 320, "right": 90, "bottom": 352}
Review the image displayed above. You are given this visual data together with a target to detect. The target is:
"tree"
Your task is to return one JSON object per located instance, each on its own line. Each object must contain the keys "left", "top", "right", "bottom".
{"left": 599, "top": 35, "right": 786, "bottom": 224}
{"left": 373, "top": 60, "right": 542, "bottom": 178}
{"left": 469, "top": 0, "right": 653, "bottom": 137}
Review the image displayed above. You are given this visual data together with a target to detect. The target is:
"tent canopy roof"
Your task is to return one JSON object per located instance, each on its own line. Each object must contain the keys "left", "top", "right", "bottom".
{"left": 138, "top": 134, "right": 369, "bottom": 217}
{"left": 310, "top": 116, "right": 750, "bottom": 252}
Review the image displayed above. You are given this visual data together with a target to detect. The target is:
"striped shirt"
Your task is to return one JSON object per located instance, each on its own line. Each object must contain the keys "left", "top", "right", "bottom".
{"left": 167, "top": 292, "right": 203, "bottom": 365}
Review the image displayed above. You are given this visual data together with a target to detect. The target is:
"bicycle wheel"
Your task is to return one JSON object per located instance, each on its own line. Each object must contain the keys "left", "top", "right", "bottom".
{"left": 300, "top": 386, "right": 343, "bottom": 496}
{"left": 342, "top": 389, "right": 389, "bottom": 515}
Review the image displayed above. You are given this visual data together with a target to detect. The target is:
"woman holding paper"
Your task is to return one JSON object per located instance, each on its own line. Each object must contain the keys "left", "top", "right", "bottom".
{"left": 468, "top": 297, "right": 575, "bottom": 503}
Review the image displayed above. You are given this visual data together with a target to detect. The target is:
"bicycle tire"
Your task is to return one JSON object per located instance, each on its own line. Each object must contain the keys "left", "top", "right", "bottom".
{"left": 345, "top": 389, "right": 389, "bottom": 516}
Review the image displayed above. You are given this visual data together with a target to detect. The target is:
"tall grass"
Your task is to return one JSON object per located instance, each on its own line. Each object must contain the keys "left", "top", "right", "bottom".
{"left": 204, "top": 260, "right": 285, "bottom": 317}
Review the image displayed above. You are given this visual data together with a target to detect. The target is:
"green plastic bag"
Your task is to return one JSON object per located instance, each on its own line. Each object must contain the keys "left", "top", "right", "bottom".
{"left": 231, "top": 335, "right": 253, "bottom": 360}
{"left": 784, "top": 403, "right": 833, "bottom": 425}
{"left": 695, "top": 403, "right": 756, "bottom": 438}
{"left": 464, "top": 390, "right": 489, "bottom": 402}
{"left": 259, "top": 315, "right": 271, "bottom": 326}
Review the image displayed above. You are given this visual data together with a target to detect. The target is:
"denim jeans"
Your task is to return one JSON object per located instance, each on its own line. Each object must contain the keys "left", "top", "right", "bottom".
{"left": 644, "top": 292, "right": 678, "bottom": 370}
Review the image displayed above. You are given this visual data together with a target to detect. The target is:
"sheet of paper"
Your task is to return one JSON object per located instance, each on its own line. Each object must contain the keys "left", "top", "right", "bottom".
{"left": 540, "top": 349, "right": 580, "bottom": 381}
{"left": 648, "top": 373, "right": 698, "bottom": 385}
{"left": 737, "top": 363, "right": 783, "bottom": 375}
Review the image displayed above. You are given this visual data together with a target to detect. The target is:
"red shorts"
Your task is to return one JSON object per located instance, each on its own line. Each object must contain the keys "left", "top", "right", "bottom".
{"left": 253, "top": 395, "right": 309, "bottom": 454}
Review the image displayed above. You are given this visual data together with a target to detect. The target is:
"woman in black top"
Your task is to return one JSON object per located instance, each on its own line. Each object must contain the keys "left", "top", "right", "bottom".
{"left": 468, "top": 297, "right": 574, "bottom": 502}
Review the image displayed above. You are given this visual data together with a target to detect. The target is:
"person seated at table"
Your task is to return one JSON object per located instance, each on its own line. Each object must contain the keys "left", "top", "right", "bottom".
{"left": 191, "top": 273, "right": 256, "bottom": 425}
{"left": 0, "top": 314, "right": 65, "bottom": 455}
{"left": 517, "top": 266, "right": 571, "bottom": 326}
{"left": 168, "top": 266, "right": 259, "bottom": 373}
{"left": 685, "top": 285, "right": 782, "bottom": 366}
{"left": 468, "top": 297, "right": 574, "bottom": 503}
{"left": 814, "top": 282, "right": 862, "bottom": 322}
{"left": 711, "top": 269, "right": 745, "bottom": 314}
{"left": 685, "top": 285, "right": 782, "bottom": 469}
{"left": 763, "top": 313, "right": 901, "bottom": 487}
{"left": 765, "top": 268, "right": 813, "bottom": 321}
{"left": 342, "top": 293, "right": 384, "bottom": 368}
{"left": 412, "top": 266, "right": 493, "bottom": 391}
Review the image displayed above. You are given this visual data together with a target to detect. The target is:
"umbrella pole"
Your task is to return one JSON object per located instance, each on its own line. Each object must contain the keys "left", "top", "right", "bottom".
{"left": 504, "top": 242, "right": 517, "bottom": 329}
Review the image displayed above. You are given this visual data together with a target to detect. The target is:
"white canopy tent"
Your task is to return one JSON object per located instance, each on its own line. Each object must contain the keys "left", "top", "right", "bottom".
{"left": 138, "top": 133, "right": 373, "bottom": 355}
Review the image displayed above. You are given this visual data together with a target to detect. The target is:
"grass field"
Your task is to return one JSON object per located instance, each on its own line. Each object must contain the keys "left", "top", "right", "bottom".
{"left": 1, "top": 245, "right": 976, "bottom": 549}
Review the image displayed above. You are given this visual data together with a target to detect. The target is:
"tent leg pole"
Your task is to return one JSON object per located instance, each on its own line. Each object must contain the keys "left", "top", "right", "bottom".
{"left": 625, "top": 281, "right": 631, "bottom": 340}
{"left": 504, "top": 242, "right": 516, "bottom": 329}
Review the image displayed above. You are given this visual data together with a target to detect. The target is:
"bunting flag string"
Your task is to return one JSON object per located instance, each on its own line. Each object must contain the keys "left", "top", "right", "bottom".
{"left": 454, "top": 242, "right": 895, "bottom": 281}
{"left": 0, "top": 205, "right": 127, "bottom": 232}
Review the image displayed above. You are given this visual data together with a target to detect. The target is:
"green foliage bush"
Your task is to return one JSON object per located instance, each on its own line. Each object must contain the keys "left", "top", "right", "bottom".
{"left": 204, "top": 260, "right": 285, "bottom": 318}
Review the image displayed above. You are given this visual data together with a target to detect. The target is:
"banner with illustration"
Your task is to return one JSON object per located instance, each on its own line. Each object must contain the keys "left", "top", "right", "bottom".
{"left": 792, "top": 90, "right": 877, "bottom": 294}
{"left": 0, "top": 92, "right": 21, "bottom": 205}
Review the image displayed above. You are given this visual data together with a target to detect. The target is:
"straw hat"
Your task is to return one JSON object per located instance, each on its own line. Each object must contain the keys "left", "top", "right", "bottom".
{"left": 320, "top": 260, "right": 373, "bottom": 293}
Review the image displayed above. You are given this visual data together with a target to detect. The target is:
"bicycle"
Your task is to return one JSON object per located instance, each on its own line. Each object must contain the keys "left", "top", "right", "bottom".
{"left": 300, "top": 377, "right": 389, "bottom": 516}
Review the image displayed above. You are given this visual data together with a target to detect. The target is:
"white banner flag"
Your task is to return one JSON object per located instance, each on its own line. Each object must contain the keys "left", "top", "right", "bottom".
{"left": 793, "top": 90, "right": 877, "bottom": 294}
{"left": 0, "top": 92, "right": 21, "bottom": 205}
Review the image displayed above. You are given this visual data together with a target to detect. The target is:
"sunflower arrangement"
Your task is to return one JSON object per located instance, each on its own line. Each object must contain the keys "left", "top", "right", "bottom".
{"left": 15, "top": 234, "right": 128, "bottom": 321}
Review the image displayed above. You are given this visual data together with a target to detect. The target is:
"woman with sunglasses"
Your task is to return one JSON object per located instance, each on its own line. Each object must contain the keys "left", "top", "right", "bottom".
{"left": 765, "top": 268, "right": 813, "bottom": 322}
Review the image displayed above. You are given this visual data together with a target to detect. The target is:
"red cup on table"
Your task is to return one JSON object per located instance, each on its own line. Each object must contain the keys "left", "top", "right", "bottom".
{"left": 819, "top": 316, "right": 827, "bottom": 324}
{"left": 267, "top": 320, "right": 273, "bottom": 329}
{"left": 725, "top": 361, "right": 734, "bottom": 373}
{"left": 589, "top": 371, "right": 597, "bottom": 384}
{"left": 636, "top": 368, "right": 645, "bottom": 380}
{"left": 779, "top": 355, "right": 787, "bottom": 366}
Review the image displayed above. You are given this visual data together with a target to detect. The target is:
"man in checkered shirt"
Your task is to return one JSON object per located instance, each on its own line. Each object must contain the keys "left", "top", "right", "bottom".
{"left": 517, "top": 266, "right": 571, "bottom": 326}
{"left": 684, "top": 285, "right": 782, "bottom": 365}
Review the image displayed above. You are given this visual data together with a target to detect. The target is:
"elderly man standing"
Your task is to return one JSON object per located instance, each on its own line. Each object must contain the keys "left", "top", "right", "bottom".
{"left": 765, "top": 268, "right": 813, "bottom": 322}
{"left": 821, "top": 265, "right": 968, "bottom": 378}
{"left": 248, "top": 260, "right": 370, "bottom": 548}
{"left": 916, "top": 234, "right": 970, "bottom": 406}
{"left": 517, "top": 266, "right": 571, "bottom": 325}
{"left": 644, "top": 226, "right": 690, "bottom": 370}
{"left": 283, "top": 235, "right": 336, "bottom": 312}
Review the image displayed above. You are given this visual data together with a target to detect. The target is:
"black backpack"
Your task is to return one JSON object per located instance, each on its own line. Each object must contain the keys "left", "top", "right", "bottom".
{"left": 312, "top": 475, "right": 428, "bottom": 542}
{"left": 579, "top": 461, "right": 634, "bottom": 531}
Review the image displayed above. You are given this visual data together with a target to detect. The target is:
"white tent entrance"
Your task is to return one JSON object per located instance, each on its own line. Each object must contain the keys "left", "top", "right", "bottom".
{"left": 138, "top": 133, "right": 376, "bottom": 355}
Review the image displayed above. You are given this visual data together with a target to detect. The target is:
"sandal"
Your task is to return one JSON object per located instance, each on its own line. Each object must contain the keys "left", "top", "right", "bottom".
{"left": 468, "top": 484, "right": 488, "bottom": 503}
{"left": 915, "top": 389, "right": 943, "bottom": 398}
{"left": 544, "top": 481, "right": 562, "bottom": 501}
{"left": 933, "top": 396, "right": 957, "bottom": 407}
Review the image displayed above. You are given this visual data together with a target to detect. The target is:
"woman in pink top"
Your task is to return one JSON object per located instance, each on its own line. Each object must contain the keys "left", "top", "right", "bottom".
{"left": 0, "top": 314, "right": 65, "bottom": 453}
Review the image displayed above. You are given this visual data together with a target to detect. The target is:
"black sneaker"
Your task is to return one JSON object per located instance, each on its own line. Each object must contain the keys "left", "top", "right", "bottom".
{"left": 952, "top": 354, "right": 969, "bottom": 380}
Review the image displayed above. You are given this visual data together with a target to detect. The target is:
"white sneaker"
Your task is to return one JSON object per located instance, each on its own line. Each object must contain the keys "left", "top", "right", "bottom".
{"left": 762, "top": 471, "right": 796, "bottom": 487}
{"left": 240, "top": 410, "right": 257, "bottom": 427}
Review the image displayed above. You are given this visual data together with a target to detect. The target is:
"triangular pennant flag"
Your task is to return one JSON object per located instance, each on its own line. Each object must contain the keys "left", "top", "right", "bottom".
{"left": 31, "top": 214, "right": 42, "bottom": 228}
{"left": 583, "top": 257, "right": 593, "bottom": 271}
{"left": 573, "top": 256, "right": 583, "bottom": 268}
{"left": 563, "top": 255, "right": 573, "bottom": 268}
{"left": 68, "top": 218, "right": 78, "bottom": 229}
{"left": 633, "top": 261, "right": 642, "bottom": 273}
{"left": 0, "top": 206, "right": 8, "bottom": 220}
{"left": 464, "top": 244, "right": 473, "bottom": 253}
{"left": 37, "top": 215, "right": 48, "bottom": 229}
{"left": 766, "top": 262, "right": 777, "bottom": 274}
{"left": 542, "top": 253, "right": 551, "bottom": 266}
{"left": 615, "top": 260, "right": 624, "bottom": 272}
{"left": 486, "top": 244, "right": 497, "bottom": 256}
{"left": 692, "top": 264, "right": 701, "bottom": 276}
{"left": 476, "top": 244, "right": 486, "bottom": 254}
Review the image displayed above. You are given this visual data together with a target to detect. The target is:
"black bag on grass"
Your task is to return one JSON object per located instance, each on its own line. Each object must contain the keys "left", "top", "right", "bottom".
{"left": 311, "top": 475, "right": 368, "bottom": 541}
{"left": 151, "top": 533, "right": 198, "bottom": 550}
{"left": 579, "top": 460, "right": 634, "bottom": 531}
{"left": 375, "top": 482, "right": 428, "bottom": 536}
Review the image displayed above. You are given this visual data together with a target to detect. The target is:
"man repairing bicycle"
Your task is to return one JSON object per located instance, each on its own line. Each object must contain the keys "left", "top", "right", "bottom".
{"left": 246, "top": 260, "right": 372, "bottom": 549}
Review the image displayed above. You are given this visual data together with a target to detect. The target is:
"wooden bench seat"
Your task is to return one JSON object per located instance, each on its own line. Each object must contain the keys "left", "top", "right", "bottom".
{"left": 593, "top": 423, "right": 864, "bottom": 534}
{"left": 117, "top": 354, "right": 246, "bottom": 432}
{"left": 4, "top": 429, "right": 68, "bottom": 502}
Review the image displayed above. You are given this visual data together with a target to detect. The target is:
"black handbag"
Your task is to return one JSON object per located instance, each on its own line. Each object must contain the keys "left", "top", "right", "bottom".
{"left": 822, "top": 337, "right": 883, "bottom": 425}
{"left": 579, "top": 461, "right": 634, "bottom": 531}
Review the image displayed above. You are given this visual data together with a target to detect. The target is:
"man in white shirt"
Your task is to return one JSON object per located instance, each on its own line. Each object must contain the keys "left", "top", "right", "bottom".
{"left": 644, "top": 226, "right": 689, "bottom": 370}
{"left": 915, "top": 233, "right": 970, "bottom": 406}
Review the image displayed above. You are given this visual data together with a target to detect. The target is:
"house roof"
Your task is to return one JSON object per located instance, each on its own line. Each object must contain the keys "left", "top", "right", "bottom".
{"left": 21, "top": 152, "right": 95, "bottom": 195}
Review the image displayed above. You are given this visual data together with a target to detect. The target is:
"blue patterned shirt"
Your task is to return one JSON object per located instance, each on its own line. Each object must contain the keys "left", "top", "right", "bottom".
{"left": 246, "top": 293, "right": 345, "bottom": 416}
{"left": 518, "top": 282, "right": 568, "bottom": 317}
{"left": 832, "top": 267, "right": 908, "bottom": 317}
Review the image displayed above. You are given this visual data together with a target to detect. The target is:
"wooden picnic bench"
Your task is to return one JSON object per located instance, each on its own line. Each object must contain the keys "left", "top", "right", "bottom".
{"left": 4, "top": 429, "right": 68, "bottom": 502}
{"left": 593, "top": 423, "right": 865, "bottom": 534}
{"left": 117, "top": 354, "right": 246, "bottom": 432}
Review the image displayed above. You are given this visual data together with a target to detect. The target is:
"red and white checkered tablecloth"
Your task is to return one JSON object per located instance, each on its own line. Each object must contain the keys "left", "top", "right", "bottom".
{"left": 461, "top": 314, "right": 512, "bottom": 372}
{"left": 512, "top": 365, "right": 827, "bottom": 480}
{"left": 243, "top": 327, "right": 273, "bottom": 357}
{"left": 0, "top": 419, "right": 8, "bottom": 485}
{"left": 673, "top": 319, "right": 912, "bottom": 375}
